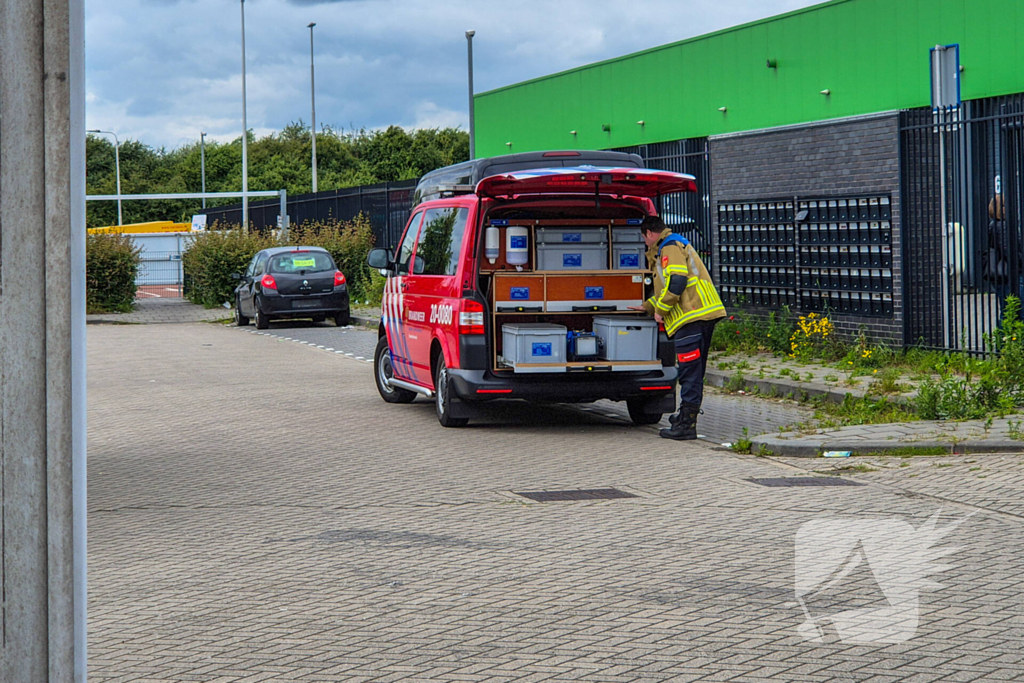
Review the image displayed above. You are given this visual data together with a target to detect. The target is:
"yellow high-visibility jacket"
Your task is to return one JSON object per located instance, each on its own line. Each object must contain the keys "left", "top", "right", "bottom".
{"left": 642, "top": 229, "right": 726, "bottom": 336}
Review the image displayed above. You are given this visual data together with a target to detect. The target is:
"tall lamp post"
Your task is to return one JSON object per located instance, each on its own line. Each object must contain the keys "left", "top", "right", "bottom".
{"left": 308, "top": 22, "right": 318, "bottom": 193}
{"left": 200, "top": 132, "right": 207, "bottom": 209}
{"left": 240, "top": 0, "right": 249, "bottom": 231}
{"left": 466, "top": 30, "right": 475, "bottom": 159}
{"left": 88, "top": 129, "right": 122, "bottom": 225}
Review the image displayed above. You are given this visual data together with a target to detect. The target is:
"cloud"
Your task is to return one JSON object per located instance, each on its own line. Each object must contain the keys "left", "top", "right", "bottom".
{"left": 85, "top": 0, "right": 821, "bottom": 149}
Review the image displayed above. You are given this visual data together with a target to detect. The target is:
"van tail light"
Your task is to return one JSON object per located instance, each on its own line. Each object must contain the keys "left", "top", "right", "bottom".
{"left": 458, "top": 299, "right": 485, "bottom": 335}
{"left": 334, "top": 270, "right": 347, "bottom": 286}
{"left": 261, "top": 274, "right": 277, "bottom": 290}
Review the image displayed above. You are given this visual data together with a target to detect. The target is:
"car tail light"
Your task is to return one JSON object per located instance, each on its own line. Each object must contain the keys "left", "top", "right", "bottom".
{"left": 260, "top": 274, "right": 277, "bottom": 290}
{"left": 458, "top": 299, "right": 485, "bottom": 335}
{"left": 542, "top": 151, "right": 581, "bottom": 157}
{"left": 334, "top": 270, "right": 346, "bottom": 286}
{"left": 641, "top": 385, "right": 673, "bottom": 391}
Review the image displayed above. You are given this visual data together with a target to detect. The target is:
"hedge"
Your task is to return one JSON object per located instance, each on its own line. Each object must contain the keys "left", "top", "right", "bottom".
{"left": 182, "top": 215, "right": 376, "bottom": 309}
{"left": 86, "top": 232, "right": 141, "bottom": 313}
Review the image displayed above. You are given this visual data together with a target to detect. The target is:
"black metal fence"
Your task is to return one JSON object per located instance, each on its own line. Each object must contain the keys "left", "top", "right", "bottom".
{"left": 900, "top": 95, "right": 1024, "bottom": 352}
{"left": 201, "top": 179, "right": 418, "bottom": 252}
{"left": 612, "top": 138, "right": 713, "bottom": 268}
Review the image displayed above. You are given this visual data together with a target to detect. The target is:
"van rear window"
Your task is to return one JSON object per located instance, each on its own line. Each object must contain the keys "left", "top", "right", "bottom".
{"left": 269, "top": 252, "right": 334, "bottom": 273}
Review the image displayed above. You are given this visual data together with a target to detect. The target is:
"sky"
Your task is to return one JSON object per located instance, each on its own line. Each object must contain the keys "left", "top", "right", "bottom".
{"left": 85, "top": 0, "right": 823, "bottom": 150}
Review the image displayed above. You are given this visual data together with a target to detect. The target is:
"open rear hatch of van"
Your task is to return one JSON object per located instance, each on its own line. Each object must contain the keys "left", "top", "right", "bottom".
{"left": 475, "top": 166, "right": 697, "bottom": 199}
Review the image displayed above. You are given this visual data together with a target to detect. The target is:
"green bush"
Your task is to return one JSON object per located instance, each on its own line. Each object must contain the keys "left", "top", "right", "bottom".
{"left": 86, "top": 232, "right": 141, "bottom": 313}
{"left": 182, "top": 228, "right": 276, "bottom": 308}
{"left": 182, "top": 215, "right": 377, "bottom": 309}
{"left": 285, "top": 215, "right": 375, "bottom": 303}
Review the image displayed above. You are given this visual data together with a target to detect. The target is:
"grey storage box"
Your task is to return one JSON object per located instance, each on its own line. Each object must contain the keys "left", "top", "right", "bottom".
{"left": 501, "top": 323, "right": 567, "bottom": 372}
{"left": 613, "top": 244, "right": 646, "bottom": 269}
{"left": 611, "top": 227, "right": 646, "bottom": 269}
{"left": 537, "top": 242, "right": 608, "bottom": 270}
{"left": 537, "top": 227, "right": 607, "bottom": 244}
{"left": 593, "top": 316, "right": 658, "bottom": 361}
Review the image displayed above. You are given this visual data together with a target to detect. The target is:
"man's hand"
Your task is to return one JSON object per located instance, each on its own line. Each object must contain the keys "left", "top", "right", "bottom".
{"left": 627, "top": 305, "right": 646, "bottom": 311}
{"left": 654, "top": 312, "right": 664, "bottom": 324}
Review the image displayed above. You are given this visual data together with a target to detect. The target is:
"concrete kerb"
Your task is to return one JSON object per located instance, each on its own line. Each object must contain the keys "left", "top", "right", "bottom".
{"left": 751, "top": 436, "right": 1024, "bottom": 458}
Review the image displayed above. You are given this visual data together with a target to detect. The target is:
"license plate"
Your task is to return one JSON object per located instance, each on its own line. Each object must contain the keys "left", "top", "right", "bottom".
{"left": 292, "top": 299, "right": 320, "bottom": 309}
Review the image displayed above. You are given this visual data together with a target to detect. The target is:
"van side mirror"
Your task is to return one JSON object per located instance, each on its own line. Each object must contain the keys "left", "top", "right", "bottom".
{"left": 367, "top": 248, "right": 392, "bottom": 270}
{"left": 231, "top": 272, "right": 242, "bottom": 281}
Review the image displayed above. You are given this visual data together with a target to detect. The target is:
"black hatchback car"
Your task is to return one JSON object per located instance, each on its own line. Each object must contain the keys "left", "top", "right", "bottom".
{"left": 233, "top": 246, "right": 350, "bottom": 329}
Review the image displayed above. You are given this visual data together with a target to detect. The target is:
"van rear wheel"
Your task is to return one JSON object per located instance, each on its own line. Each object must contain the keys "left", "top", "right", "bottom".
{"left": 434, "top": 354, "right": 469, "bottom": 428}
{"left": 627, "top": 398, "right": 664, "bottom": 425}
{"left": 374, "top": 336, "right": 416, "bottom": 404}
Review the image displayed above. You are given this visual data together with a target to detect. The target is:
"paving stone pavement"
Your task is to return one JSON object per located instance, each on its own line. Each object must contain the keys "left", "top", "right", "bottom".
{"left": 231, "top": 321, "right": 812, "bottom": 444}
{"left": 88, "top": 323, "right": 1024, "bottom": 682}
{"left": 87, "top": 297, "right": 231, "bottom": 324}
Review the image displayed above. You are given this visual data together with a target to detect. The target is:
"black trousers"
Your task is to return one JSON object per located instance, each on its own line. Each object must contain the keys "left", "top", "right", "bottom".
{"left": 671, "top": 319, "right": 719, "bottom": 407}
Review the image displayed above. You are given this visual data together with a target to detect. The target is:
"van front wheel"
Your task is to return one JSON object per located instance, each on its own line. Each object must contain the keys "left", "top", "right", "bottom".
{"left": 375, "top": 336, "right": 416, "bottom": 404}
{"left": 434, "top": 354, "right": 469, "bottom": 428}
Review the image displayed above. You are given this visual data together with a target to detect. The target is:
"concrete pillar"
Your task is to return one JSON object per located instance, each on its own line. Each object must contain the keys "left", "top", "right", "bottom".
{"left": 1, "top": 0, "right": 87, "bottom": 681}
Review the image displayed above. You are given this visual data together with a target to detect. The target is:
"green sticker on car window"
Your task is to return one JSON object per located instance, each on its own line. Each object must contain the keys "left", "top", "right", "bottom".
{"left": 292, "top": 258, "right": 316, "bottom": 267}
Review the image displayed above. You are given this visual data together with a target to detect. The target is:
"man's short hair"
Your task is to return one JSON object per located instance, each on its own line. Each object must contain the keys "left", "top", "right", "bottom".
{"left": 641, "top": 216, "right": 665, "bottom": 234}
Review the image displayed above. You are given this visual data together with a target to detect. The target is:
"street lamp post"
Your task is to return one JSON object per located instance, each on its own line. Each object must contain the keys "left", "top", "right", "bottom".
{"left": 200, "top": 132, "right": 207, "bottom": 209}
{"left": 240, "top": 0, "right": 249, "bottom": 231}
{"left": 308, "top": 22, "right": 318, "bottom": 194}
{"left": 466, "top": 30, "right": 476, "bottom": 160}
{"left": 88, "top": 129, "right": 122, "bottom": 225}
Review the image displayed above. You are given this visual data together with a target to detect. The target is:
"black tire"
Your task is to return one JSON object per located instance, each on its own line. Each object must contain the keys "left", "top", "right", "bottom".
{"left": 374, "top": 336, "right": 416, "bottom": 404}
{"left": 434, "top": 353, "right": 469, "bottom": 428}
{"left": 254, "top": 299, "right": 269, "bottom": 329}
{"left": 235, "top": 296, "right": 249, "bottom": 326}
{"left": 627, "top": 398, "right": 664, "bottom": 425}
{"left": 333, "top": 310, "right": 351, "bottom": 327}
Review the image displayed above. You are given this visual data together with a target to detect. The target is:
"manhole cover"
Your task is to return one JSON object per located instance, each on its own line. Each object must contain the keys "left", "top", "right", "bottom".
{"left": 748, "top": 477, "right": 865, "bottom": 487}
{"left": 513, "top": 488, "right": 639, "bottom": 502}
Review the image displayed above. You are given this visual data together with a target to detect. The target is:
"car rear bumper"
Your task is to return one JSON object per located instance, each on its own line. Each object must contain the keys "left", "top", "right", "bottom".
{"left": 447, "top": 366, "right": 678, "bottom": 405}
{"left": 259, "top": 289, "right": 349, "bottom": 318}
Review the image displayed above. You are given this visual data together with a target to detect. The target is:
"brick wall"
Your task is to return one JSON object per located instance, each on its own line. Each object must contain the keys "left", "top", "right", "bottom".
{"left": 709, "top": 113, "right": 903, "bottom": 346}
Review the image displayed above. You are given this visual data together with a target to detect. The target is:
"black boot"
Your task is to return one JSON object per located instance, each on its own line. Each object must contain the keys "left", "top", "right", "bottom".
{"left": 660, "top": 402, "right": 700, "bottom": 440}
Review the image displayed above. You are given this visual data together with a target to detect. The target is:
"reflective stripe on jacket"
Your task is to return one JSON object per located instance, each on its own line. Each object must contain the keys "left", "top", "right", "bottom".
{"left": 643, "top": 229, "right": 726, "bottom": 336}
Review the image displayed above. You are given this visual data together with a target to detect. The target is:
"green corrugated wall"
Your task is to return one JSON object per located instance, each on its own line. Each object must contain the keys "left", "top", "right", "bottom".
{"left": 474, "top": 0, "right": 1024, "bottom": 157}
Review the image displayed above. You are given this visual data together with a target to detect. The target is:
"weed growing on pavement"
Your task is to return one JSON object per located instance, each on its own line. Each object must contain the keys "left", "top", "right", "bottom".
{"left": 725, "top": 371, "right": 747, "bottom": 393}
{"left": 1008, "top": 420, "right": 1024, "bottom": 441}
{"left": 731, "top": 428, "right": 753, "bottom": 454}
{"left": 809, "top": 394, "right": 919, "bottom": 429}
{"left": 869, "top": 367, "right": 907, "bottom": 395}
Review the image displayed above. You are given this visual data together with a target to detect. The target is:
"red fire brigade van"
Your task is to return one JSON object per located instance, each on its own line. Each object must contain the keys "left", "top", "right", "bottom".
{"left": 366, "top": 151, "right": 698, "bottom": 427}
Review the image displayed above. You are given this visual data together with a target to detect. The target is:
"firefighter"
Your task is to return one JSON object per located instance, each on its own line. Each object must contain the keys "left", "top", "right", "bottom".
{"left": 635, "top": 216, "right": 727, "bottom": 440}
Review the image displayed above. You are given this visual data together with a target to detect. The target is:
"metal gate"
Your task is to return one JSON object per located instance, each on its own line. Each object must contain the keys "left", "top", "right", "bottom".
{"left": 900, "top": 95, "right": 1024, "bottom": 352}
{"left": 132, "top": 232, "right": 187, "bottom": 298}
{"left": 612, "top": 138, "right": 713, "bottom": 267}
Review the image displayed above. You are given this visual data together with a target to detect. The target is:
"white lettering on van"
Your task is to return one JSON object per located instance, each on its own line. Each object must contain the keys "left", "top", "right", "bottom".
{"left": 430, "top": 303, "right": 453, "bottom": 326}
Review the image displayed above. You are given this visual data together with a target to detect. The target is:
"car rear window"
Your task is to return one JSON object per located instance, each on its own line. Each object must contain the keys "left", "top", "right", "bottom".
{"left": 268, "top": 252, "right": 335, "bottom": 274}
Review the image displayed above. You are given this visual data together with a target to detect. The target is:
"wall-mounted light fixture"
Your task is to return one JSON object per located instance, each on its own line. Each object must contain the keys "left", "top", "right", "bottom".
{"left": 505, "top": 141, "right": 513, "bottom": 149}
{"left": 636, "top": 120, "right": 645, "bottom": 126}
{"left": 718, "top": 106, "right": 727, "bottom": 113}
{"left": 601, "top": 124, "right": 611, "bottom": 132}
{"left": 569, "top": 130, "right": 577, "bottom": 136}
{"left": 820, "top": 89, "right": 831, "bottom": 96}
{"left": 766, "top": 58, "right": 778, "bottom": 69}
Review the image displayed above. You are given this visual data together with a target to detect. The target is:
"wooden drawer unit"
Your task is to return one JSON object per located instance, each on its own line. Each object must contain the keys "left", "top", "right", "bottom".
{"left": 544, "top": 272, "right": 645, "bottom": 312}
{"left": 494, "top": 275, "right": 545, "bottom": 312}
